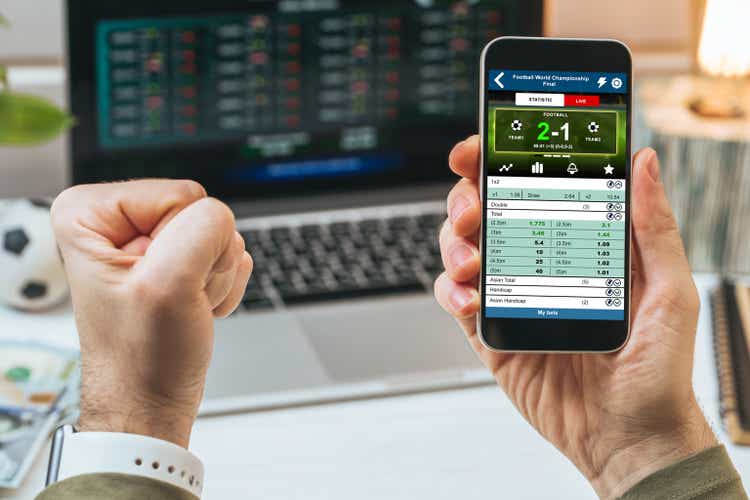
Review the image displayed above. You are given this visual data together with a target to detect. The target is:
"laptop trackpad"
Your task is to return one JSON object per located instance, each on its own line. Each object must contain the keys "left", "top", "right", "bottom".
{"left": 204, "top": 312, "right": 330, "bottom": 400}
{"left": 296, "top": 294, "right": 478, "bottom": 382}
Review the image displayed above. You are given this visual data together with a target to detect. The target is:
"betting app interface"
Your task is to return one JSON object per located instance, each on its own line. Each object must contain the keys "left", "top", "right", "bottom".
{"left": 483, "top": 69, "right": 629, "bottom": 321}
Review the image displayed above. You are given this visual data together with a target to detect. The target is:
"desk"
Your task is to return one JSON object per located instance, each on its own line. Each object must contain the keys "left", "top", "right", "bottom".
{"left": 2, "top": 274, "right": 748, "bottom": 499}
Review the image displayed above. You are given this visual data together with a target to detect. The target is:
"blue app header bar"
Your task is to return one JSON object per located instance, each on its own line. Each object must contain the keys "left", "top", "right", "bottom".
{"left": 488, "top": 70, "right": 628, "bottom": 94}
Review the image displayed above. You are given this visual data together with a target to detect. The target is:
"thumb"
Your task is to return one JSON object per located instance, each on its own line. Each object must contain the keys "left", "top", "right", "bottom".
{"left": 132, "top": 197, "right": 238, "bottom": 292}
{"left": 631, "top": 148, "right": 691, "bottom": 282}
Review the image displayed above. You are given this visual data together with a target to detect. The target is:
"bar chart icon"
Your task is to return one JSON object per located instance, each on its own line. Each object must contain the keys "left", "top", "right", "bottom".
{"left": 531, "top": 161, "right": 544, "bottom": 174}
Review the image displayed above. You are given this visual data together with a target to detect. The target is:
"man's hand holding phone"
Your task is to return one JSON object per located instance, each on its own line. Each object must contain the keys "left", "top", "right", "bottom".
{"left": 435, "top": 137, "right": 717, "bottom": 498}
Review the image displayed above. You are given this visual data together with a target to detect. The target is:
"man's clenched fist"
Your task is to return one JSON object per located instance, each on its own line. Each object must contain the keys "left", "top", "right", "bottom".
{"left": 52, "top": 180, "right": 252, "bottom": 448}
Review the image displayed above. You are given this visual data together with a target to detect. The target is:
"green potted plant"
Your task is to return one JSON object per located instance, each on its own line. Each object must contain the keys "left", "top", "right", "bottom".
{"left": 0, "top": 13, "right": 73, "bottom": 146}
{"left": 0, "top": 13, "right": 74, "bottom": 315}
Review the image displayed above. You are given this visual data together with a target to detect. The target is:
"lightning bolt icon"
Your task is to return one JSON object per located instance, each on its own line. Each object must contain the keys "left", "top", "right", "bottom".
{"left": 597, "top": 76, "right": 607, "bottom": 88}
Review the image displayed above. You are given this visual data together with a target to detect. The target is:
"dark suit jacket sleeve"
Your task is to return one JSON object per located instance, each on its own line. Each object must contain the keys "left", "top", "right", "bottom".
{"left": 618, "top": 445, "right": 747, "bottom": 500}
{"left": 35, "top": 473, "right": 198, "bottom": 500}
{"left": 34, "top": 445, "right": 747, "bottom": 500}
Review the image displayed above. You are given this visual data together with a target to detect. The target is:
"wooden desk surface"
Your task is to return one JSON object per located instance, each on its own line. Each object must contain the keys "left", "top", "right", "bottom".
{"left": 2, "top": 274, "right": 748, "bottom": 499}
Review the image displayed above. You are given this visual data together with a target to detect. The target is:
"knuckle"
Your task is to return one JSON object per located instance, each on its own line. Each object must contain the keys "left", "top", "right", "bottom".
{"left": 457, "top": 176, "right": 476, "bottom": 189}
{"left": 684, "top": 282, "right": 700, "bottom": 312}
{"left": 201, "top": 199, "right": 239, "bottom": 248}
{"left": 447, "top": 178, "right": 473, "bottom": 200}
{"left": 433, "top": 280, "right": 442, "bottom": 304}
{"left": 438, "top": 218, "right": 451, "bottom": 243}
{"left": 446, "top": 182, "right": 464, "bottom": 204}
{"left": 441, "top": 238, "right": 458, "bottom": 266}
{"left": 433, "top": 272, "right": 449, "bottom": 299}
{"left": 171, "top": 179, "right": 207, "bottom": 204}
{"left": 204, "top": 198, "right": 236, "bottom": 227}
{"left": 50, "top": 186, "right": 90, "bottom": 235}
{"left": 51, "top": 185, "right": 84, "bottom": 216}
{"left": 447, "top": 181, "right": 479, "bottom": 220}
{"left": 659, "top": 281, "right": 700, "bottom": 317}
{"left": 235, "top": 232, "right": 247, "bottom": 253}
{"left": 244, "top": 252, "right": 254, "bottom": 275}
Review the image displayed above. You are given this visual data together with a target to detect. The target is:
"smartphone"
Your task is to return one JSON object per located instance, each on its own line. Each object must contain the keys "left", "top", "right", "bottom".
{"left": 478, "top": 37, "right": 632, "bottom": 352}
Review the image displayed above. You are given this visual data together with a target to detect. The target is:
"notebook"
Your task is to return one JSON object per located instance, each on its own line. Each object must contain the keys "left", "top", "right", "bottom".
{"left": 710, "top": 281, "right": 750, "bottom": 445}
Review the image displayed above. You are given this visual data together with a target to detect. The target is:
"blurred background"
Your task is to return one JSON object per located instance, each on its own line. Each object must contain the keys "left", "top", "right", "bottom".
{"left": 3, "top": 0, "right": 747, "bottom": 274}
{"left": 0, "top": 0, "right": 699, "bottom": 196}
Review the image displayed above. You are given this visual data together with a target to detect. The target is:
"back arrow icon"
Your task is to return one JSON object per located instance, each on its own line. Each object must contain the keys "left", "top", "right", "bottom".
{"left": 494, "top": 72, "right": 504, "bottom": 89}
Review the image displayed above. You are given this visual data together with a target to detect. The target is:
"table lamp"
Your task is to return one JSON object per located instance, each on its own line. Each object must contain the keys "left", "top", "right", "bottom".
{"left": 690, "top": 0, "right": 750, "bottom": 118}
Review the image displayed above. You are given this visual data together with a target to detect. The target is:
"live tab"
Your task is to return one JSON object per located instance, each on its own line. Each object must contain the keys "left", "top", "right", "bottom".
{"left": 564, "top": 94, "right": 600, "bottom": 107}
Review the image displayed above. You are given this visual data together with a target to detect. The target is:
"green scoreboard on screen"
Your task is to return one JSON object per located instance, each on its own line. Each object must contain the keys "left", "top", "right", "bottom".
{"left": 492, "top": 108, "right": 619, "bottom": 156}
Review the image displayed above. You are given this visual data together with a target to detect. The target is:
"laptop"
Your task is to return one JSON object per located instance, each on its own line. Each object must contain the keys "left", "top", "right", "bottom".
{"left": 66, "top": 0, "right": 544, "bottom": 415}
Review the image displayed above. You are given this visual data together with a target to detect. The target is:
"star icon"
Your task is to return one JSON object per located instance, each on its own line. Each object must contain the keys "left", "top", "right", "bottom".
{"left": 604, "top": 164, "right": 615, "bottom": 175}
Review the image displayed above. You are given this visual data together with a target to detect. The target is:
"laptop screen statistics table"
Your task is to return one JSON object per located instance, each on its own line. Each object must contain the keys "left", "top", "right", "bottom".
{"left": 70, "top": 0, "right": 542, "bottom": 198}
{"left": 483, "top": 70, "right": 629, "bottom": 321}
{"left": 97, "top": 10, "right": 464, "bottom": 150}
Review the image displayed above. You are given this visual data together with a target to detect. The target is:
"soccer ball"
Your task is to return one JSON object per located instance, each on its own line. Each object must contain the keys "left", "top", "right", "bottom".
{"left": 511, "top": 120, "right": 523, "bottom": 131}
{"left": 588, "top": 121, "right": 600, "bottom": 133}
{"left": 0, "top": 199, "right": 68, "bottom": 311}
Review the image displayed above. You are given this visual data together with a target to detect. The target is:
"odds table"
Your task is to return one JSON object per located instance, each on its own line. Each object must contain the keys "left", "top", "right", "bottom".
{"left": 484, "top": 175, "right": 626, "bottom": 320}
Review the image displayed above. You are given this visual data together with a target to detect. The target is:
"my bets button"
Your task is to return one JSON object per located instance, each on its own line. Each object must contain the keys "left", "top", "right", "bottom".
{"left": 564, "top": 94, "right": 600, "bottom": 107}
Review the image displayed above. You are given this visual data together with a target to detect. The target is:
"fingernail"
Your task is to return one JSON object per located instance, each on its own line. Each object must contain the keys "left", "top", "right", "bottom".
{"left": 450, "top": 287, "right": 475, "bottom": 312}
{"left": 450, "top": 244, "right": 474, "bottom": 268}
{"left": 450, "top": 195, "right": 471, "bottom": 222}
{"left": 641, "top": 149, "right": 660, "bottom": 183}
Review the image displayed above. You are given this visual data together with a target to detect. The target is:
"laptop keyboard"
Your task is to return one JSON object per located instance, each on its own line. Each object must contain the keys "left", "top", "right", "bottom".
{"left": 239, "top": 212, "right": 445, "bottom": 310}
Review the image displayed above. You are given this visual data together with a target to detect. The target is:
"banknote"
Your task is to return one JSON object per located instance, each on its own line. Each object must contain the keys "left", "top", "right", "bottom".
{"left": 0, "top": 341, "right": 79, "bottom": 489}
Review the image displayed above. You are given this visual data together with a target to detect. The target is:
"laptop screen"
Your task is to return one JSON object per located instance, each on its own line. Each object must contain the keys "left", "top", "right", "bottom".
{"left": 68, "top": 0, "right": 543, "bottom": 200}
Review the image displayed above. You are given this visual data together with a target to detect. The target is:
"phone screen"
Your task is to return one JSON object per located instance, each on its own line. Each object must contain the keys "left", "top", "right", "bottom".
{"left": 480, "top": 40, "right": 631, "bottom": 350}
